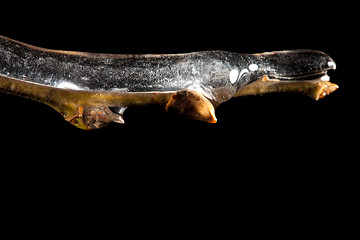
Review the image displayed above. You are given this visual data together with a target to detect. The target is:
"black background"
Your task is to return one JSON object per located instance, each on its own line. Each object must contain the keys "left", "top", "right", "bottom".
{"left": 0, "top": 2, "right": 352, "bottom": 235}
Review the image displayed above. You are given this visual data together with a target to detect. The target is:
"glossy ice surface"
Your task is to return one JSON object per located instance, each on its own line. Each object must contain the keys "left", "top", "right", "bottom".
{"left": 0, "top": 36, "right": 335, "bottom": 104}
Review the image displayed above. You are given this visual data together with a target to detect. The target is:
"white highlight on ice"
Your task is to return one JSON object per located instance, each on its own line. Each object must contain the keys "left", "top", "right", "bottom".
{"left": 239, "top": 69, "right": 249, "bottom": 79}
{"left": 229, "top": 69, "right": 240, "bottom": 84}
{"left": 328, "top": 61, "right": 336, "bottom": 69}
{"left": 249, "top": 64, "right": 259, "bottom": 71}
{"left": 321, "top": 75, "right": 330, "bottom": 81}
{"left": 55, "top": 81, "right": 82, "bottom": 90}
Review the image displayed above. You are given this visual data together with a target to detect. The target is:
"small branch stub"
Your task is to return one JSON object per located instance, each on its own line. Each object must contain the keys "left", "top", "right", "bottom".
{"left": 82, "top": 106, "right": 125, "bottom": 129}
{"left": 165, "top": 90, "right": 217, "bottom": 123}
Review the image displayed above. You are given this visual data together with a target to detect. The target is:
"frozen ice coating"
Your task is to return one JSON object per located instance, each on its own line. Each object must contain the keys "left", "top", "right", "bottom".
{"left": 0, "top": 36, "right": 244, "bottom": 103}
{"left": 0, "top": 35, "right": 338, "bottom": 130}
{"left": 0, "top": 36, "right": 336, "bottom": 103}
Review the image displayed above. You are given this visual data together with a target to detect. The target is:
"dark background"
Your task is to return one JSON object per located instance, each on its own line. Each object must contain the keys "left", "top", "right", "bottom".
{"left": 0, "top": 2, "right": 352, "bottom": 235}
